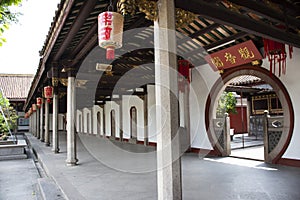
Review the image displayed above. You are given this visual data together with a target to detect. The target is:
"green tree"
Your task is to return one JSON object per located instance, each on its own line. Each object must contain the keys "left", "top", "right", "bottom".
{"left": 0, "top": 0, "right": 22, "bottom": 46}
{"left": 0, "top": 92, "right": 18, "bottom": 139}
{"left": 216, "top": 91, "right": 237, "bottom": 118}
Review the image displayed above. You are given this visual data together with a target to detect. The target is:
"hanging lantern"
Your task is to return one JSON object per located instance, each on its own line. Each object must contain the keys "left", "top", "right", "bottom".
{"left": 32, "top": 104, "right": 37, "bottom": 112}
{"left": 178, "top": 59, "right": 191, "bottom": 92}
{"left": 36, "top": 97, "right": 43, "bottom": 108}
{"left": 44, "top": 86, "right": 53, "bottom": 103}
{"left": 263, "top": 38, "right": 293, "bottom": 76}
{"left": 98, "top": 11, "right": 124, "bottom": 60}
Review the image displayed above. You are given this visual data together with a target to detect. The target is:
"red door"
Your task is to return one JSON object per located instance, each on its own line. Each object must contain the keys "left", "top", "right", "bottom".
{"left": 229, "top": 106, "right": 248, "bottom": 134}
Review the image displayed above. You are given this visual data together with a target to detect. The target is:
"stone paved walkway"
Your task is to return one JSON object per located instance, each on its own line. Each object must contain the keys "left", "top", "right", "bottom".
{"left": 26, "top": 132, "right": 300, "bottom": 200}
{"left": 0, "top": 154, "right": 40, "bottom": 200}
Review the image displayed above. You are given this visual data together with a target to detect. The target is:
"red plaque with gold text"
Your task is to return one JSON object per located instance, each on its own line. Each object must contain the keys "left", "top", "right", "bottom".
{"left": 204, "top": 40, "right": 262, "bottom": 71}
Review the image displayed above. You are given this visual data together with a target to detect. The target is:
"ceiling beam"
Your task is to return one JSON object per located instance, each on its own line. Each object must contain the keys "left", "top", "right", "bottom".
{"left": 189, "top": 22, "right": 220, "bottom": 39}
{"left": 204, "top": 31, "right": 248, "bottom": 50}
{"left": 68, "top": 21, "right": 97, "bottom": 59}
{"left": 125, "top": 14, "right": 150, "bottom": 30}
{"left": 175, "top": 0, "right": 300, "bottom": 47}
{"left": 53, "top": 0, "right": 99, "bottom": 62}
{"left": 228, "top": 0, "right": 300, "bottom": 30}
{"left": 268, "top": 0, "right": 300, "bottom": 16}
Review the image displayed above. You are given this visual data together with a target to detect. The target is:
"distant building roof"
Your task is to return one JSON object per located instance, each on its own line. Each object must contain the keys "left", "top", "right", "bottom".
{"left": 0, "top": 74, "right": 34, "bottom": 100}
{"left": 229, "top": 75, "right": 261, "bottom": 86}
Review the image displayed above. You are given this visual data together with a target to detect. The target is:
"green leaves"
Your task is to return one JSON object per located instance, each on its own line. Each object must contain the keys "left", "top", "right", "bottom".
{"left": 0, "top": 92, "right": 18, "bottom": 134}
{"left": 0, "top": 0, "right": 22, "bottom": 46}
{"left": 216, "top": 91, "right": 237, "bottom": 117}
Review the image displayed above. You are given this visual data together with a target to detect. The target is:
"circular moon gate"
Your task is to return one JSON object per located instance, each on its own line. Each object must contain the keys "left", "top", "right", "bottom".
{"left": 205, "top": 65, "right": 294, "bottom": 163}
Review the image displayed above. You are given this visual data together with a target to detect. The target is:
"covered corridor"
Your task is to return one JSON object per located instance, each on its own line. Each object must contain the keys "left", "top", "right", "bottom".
{"left": 23, "top": 0, "right": 300, "bottom": 199}
{"left": 26, "top": 132, "right": 300, "bottom": 200}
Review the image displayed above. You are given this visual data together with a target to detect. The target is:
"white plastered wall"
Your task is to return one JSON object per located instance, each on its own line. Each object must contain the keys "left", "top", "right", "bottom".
{"left": 122, "top": 95, "right": 144, "bottom": 141}
{"left": 92, "top": 105, "right": 104, "bottom": 135}
{"left": 58, "top": 113, "right": 66, "bottom": 131}
{"left": 266, "top": 47, "right": 300, "bottom": 159}
{"left": 189, "top": 47, "right": 300, "bottom": 160}
{"left": 189, "top": 64, "right": 220, "bottom": 149}
{"left": 179, "top": 92, "right": 185, "bottom": 127}
{"left": 104, "top": 101, "right": 120, "bottom": 138}
{"left": 76, "top": 110, "right": 83, "bottom": 133}
{"left": 147, "top": 85, "right": 157, "bottom": 143}
{"left": 82, "top": 108, "right": 92, "bottom": 134}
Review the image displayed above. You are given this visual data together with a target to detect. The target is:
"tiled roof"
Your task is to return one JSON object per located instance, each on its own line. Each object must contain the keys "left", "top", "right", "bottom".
{"left": 229, "top": 75, "right": 261, "bottom": 86}
{"left": 0, "top": 74, "right": 34, "bottom": 100}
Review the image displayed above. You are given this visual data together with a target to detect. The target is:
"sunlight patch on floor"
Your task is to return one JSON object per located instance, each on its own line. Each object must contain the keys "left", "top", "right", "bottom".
{"left": 204, "top": 157, "right": 278, "bottom": 171}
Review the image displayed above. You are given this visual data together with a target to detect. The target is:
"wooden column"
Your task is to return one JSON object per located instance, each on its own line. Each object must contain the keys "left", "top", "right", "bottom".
{"left": 154, "top": 0, "right": 182, "bottom": 199}
{"left": 66, "top": 71, "right": 78, "bottom": 166}
{"left": 32, "top": 111, "right": 36, "bottom": 136}
{"left": 29, "top": 114, "right": 32, "bottom": 133}
{"left": 52, "top": 69, "right": 59, "bottom": 153}
{"left": 36, "top": 108, "right": 40, "bottom": 139}
{"left": 40, "top": 99, "right": 44, "bottom": 142}
{"left": 52, "top": 90, "right": 59, "bottom": 153}
{"left": 44, "top": 99, "right": 50, "bottom": 146}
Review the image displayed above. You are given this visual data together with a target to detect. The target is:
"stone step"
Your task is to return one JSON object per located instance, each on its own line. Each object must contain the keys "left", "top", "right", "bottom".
{"left": 0, "top": 139, "right": 27, "bottom": 160}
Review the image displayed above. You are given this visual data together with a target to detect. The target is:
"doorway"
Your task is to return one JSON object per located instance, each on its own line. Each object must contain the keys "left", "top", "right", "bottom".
{"left": 205, "top": 65, "right": 294, "bottom": 163}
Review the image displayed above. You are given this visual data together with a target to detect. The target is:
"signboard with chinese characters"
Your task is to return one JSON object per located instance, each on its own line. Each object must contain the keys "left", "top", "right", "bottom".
{"left": 204, "top": 40, "right": 262, "bottom": 71}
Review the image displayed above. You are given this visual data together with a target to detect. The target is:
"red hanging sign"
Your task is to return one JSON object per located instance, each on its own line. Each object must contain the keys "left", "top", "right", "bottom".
{"left": 98, "top": 11, "right": 124, "bottom": 60}
{"left": 263, "top": 38, "right": 293, "bottom": 76}
{"left": 44, "top": 86, "right": 53, "bottom": 103}
{"left": 205, "top": 40, "right": 262, "bottom": 72}
{"left": 178, "top": 59, "right": 191, "bottom": 92}
{"left": 99, "top": 12, "right": 113, "bottom": 40}
{"left": 36, "top": 97, "right": 43, "bottom": 108}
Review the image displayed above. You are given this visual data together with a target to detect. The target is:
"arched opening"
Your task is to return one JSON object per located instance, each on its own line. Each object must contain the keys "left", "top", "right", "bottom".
{"left": 205, "top": 65, "right": 294, "bottom": 163}
{"left": 217, "top": 76, "right": 280, "bottom": 160}
{"left": 97, "top": 111, "right": 101, "bottom": 135}
{"left": 130, "top": 106, "right": 137, "bottom": 140}
{"left": 111, "top": 110, "right": 116, "bottom": 137}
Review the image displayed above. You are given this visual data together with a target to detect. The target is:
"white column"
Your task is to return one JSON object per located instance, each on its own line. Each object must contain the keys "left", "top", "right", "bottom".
{"left": 52, "top": 93, "right": 59, "bottom": 153}
{"left": 40, "top": 101, "right": 44, "bottom": 142}
{"left": 29, "top": 115, "right": 32, "bottom": 133}
{"left": 154, "top": 0, "right": 182, "bottom": 199}
{"left": 66, "top": 75, "right": 78, "bottom": 166}
{"left": 44, "top": 99, "right": 50, "bottom": 146}
{"left": 32, "top": 111, "right": 36, "bottom": 136}
{"left": 36, "top": 108, "right": 40, "bottom": 139}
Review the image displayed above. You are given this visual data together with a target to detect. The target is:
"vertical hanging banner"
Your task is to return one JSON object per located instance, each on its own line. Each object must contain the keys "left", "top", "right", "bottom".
{"left": 204, "top": 40, "right": 262, "bottom": 71}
